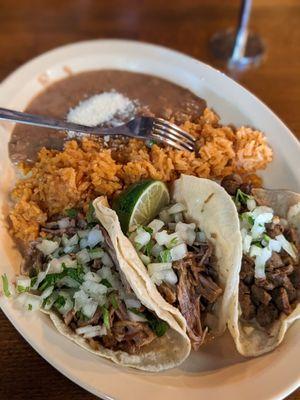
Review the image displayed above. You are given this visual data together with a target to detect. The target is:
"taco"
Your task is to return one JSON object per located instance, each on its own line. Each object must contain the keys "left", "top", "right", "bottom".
{"left": 8, "top": 197, "right": 190, "bottom": 371}
{"left": 106, "top": 174, "right": 242, "bottom": 350}
{"left": 221, "top": 174, "right": 300, "bottom": 356}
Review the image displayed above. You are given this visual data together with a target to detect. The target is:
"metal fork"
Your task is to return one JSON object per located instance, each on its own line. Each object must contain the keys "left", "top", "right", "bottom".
{"left": 0, "top": 107, "right": 195, "bottom": 152}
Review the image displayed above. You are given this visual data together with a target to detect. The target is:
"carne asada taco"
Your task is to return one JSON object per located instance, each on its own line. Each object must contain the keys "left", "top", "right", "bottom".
{"left": 109, "top": 175, "right": 242, "bottom": 350}
{"left": 6, "top": 197, "right": 191, "bottom": 371}
{"left": 221, "top": 174, "right": 300, "bottom": 356}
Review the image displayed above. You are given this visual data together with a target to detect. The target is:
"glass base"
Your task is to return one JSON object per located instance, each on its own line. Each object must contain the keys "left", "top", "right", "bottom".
{"left": 210, "top": 28, "right": 265, "bottom": 69}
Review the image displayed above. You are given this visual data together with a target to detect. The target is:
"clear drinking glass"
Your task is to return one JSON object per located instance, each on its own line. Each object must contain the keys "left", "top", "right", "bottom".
{"left": 210, "top": 0, "right": 265, "bottom": 70}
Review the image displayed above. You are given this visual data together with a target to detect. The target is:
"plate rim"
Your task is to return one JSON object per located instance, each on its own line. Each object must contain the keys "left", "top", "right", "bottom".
{"left": 0, "top": 38, "right": 299, "bottom": 400}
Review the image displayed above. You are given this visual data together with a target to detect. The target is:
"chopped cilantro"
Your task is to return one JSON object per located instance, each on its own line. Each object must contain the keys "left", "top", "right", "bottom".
{"left": 166, "top": 237, "right": 178, "bottom": 249}
{"left": 38, "top": 265, "right": 84, "bottom": 291}
{"left": 251, "top": 240, "right": 263, "bottom": 248}
{"left": 17, "top": 285, "right": 29, "bottom": 293}
{"left": 66, "top": 208, "right": 78, "bottom": 218}
{"left": 143, "top": 239, "right": 154, "bottom": 257}
{"left": 100, "top": 279, "right": 112, "bottom": 288}
{"left": 263, "top": 234, "right": 270, "bottom": 244}
{"left": 28, "top": 304, "right": 32, "bottom": 311}
{"left": 110, "top": 293, "right": 119, "bottom": 310}
{"left": 142, "top": 226, "right": 153, "bottom": 235}
{"left": 86, "top": 202, "right": 97, "bottom": 224}
{"left": 143, "top": 310, "right": 169, "bottom": 337}
{"left": 102, "top": 306, "right": 110, "bottom": 329}
{"left": 30, "top": 276, "right": 37, "bottom": 288}
{"left": 1, "top": 274, "right": 11, "bottom": 297}
{"left": 159, "top": 249, "right": 171, "bottom": 263}
{"left": 235, "top": 189, "right": 252, "bottom": 205}
{"left": 54, "top": 295, "right": 66, "bottom": 309}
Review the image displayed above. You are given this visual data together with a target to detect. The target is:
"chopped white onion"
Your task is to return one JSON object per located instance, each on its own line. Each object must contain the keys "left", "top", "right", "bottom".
{"left": 84, "top": 271, "right": 101, "bottom": 283}
{"left": 139, "top": 253, "right": 151, "bottom": 265}
{"left": 101, "top": 252, "right": 114, "bottom": 267}
{"left": 36, "top": 240, "right": 59, "bottom": 256}
{"left": 167, "top": 203, "right": 186, "bottom": 214}
{"left": 151, "top": 269, "right": 177, "bottom": 285}
{"left": 48, "top": 255, "right": 77, "bottom": 274}
{"left": 175, "top": 222, "right": 196, "bottom": 246}
{"left": 87, "top": 229, "right": 103, "bottom": 248}
{"left": 151, "top": 243, "right": 164, "bottom": 257}
{"left": 246, "top": 198, "right": 256, "bottom": 211}
{"left": 174, "top": 212, "right": 183, "bottom": 223}
{"left": 148, "top": 263, "right": 172, "bottom": 276}
{"left": 268, "top": 238, "right": 282, "bottom": 253}
{"left": 124, "top": 298, "right": 142, "bottom": 308}
{"left": 63, "top": 245, "right": 76, "bottom": 254}
{"left": 56, "top": 291, "right": 74, "bottom": 315}
{"left": 76, "top": 249, "right": 91, "bottom": 264}
{"left": 78, "top": 230, "right": 90, "bottom": 238}
{"left": 254, "top": 247, "right": 272, "bottom": 279}
{"left": 82, "top": 299, "right": 98, "bottom": 319}
{"left": 58, "top": 218, "right": 71, "bottom": 229}
{"left": 57, "top": 276, "right": 80, "bottom": 288}
{"left": 80, "top": 238, "right": 89, "bottom": 249}
{"left": 67, "top": 234, "right": 79, "bottom": 246}
{"left": 147, "top": 219, "right": 164, "bottom": 233}
{"left": 31, "top": 264, "right": 51, "bottom": 290}
{"left": 170, "top": 243, "right": 188, "bottom": 261}
{"left": 82, "top": 280, "right": 108, "bottom": 299}
{"left": 128, "top": 310, "right": 147, "bottom": 322}
{"left": 243, "top": 235, "right": 252, "bottom": 253}
{"left": 249, "top": 245, "right": 262, "bottom": 258}
{"left": 76, "top": 324, "right": 107, "bottom": 338}
{"left": 40, "top": 285, "right": 54, "bottom": 300}
{"left": 158, "top": 209, "right": 171, "bottom": 223}
{"left": 275, "top": 234, "right": 298, "bottom": 259}
{"left": 134, "top": 229, "right": 151, "bottom": 247}
{"left": 16, "top": 276, "right": 31, "bottom": 292}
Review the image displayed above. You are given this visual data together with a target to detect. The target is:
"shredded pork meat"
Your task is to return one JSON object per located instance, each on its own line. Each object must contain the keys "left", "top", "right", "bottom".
{"left": 157, "top": 244, "right": 223, "bottom": 351}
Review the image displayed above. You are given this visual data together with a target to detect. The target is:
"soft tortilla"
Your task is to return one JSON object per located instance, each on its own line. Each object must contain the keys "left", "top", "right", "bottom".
{"left": 172, "top": 174, "right": 243, "bottom": 337}
{"left": 44, "top": 197, "right": 191, "bottom": 372}
{"left": 96, "top": 174, "right": 242, "bottom": 345}
{"left": 228, "top": 188, "right": 300, "bottom": 357}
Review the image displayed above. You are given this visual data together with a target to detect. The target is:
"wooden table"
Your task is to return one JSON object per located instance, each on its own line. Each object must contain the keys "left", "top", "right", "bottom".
{"left": 0, "top": 0, "right": 299, "bottom": 399}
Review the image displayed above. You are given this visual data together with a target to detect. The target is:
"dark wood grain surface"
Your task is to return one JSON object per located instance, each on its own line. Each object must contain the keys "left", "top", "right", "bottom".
{"left": 0, "top": 0, "right": 299, "bottom": 399}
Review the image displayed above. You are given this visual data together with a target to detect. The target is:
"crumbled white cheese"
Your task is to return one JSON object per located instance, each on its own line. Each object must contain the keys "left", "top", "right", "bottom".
{"left": 67, "top": 91, "right": 135, "bottom": 128}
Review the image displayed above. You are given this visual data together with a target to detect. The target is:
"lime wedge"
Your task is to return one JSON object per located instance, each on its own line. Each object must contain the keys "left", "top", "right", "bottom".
{"left": 113, "top": 180, "right": 170, "bottom": 233}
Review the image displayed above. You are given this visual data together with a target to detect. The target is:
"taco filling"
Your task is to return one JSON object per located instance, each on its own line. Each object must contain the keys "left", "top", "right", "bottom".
{"left": 221, "top": 174, "right": 300, "bottom": 329}
{"left": 8, "top": 207, "right": 169, "bottom": 354}
{"left": 127, "top": 202, "right": 223, "bottom": 350}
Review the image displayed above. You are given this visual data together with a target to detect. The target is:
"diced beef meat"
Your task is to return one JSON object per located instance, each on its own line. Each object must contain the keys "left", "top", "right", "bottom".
{"left": 266, "top": 252, "right": 284, "bottom": 270}
{"left": 239, "top": 182, "right": 253, "bottom": 195}
{"left": 240, "top": 255, "right": 255, "bottom": 285}
{"left": 282, "top": 276, "right": 297, "bottom": 302}
{"left": 239, "top": 281, "right": 256, "bottom": 320}
{"left": 272, "top": 287, "right": 292, "bottom": 315}
{"left": 291, "top": 267, "right": 300, "bottom": 289}
{"left": 255, "top": 277, "right": 276, "bottom": 291}
{"left": 265, "top": 222, "right": 284, "bottom": 239}
{"left": 158, "top": 282, "right": 177, "bottom": 304}
{"left": 251, "top": 285, "right": 271, "bottom": 306}
{"left": 256, "top": 303, "right": 279, "bottom": 327}
{"left": 220, "top": 174, "right": 243, "bottom": 195}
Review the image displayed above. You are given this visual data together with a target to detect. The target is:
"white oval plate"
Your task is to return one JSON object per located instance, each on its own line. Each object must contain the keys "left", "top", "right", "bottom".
{"left": 0, "top": 40, "right": 299, "bottom": 400}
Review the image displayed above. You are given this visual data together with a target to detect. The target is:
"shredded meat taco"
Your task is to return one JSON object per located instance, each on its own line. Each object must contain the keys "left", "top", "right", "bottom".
{"left": 5, "top": 198, "right": 190, "bottom": 371}
{"left": 98, "top": 175, "right": 242, "bottom": 349}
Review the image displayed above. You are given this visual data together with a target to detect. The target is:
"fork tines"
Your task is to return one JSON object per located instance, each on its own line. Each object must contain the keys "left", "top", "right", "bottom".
{"left": 151, "top": 118, "right": 196, "bottom": 151}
